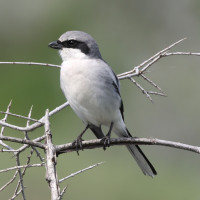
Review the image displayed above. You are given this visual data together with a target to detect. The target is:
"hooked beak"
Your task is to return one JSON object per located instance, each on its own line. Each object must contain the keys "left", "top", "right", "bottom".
{"left": 48, "top": 40, "right": 63, "bottom": 50}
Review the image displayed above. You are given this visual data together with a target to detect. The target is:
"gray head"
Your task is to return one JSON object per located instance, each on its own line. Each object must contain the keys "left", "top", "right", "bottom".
{"left": 48, "top": 31, "right": 102, "bottom": 61}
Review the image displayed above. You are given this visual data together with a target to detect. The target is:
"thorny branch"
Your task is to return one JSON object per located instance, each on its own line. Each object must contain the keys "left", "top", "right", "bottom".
{"left": 44, "top": 109, "right": 60, "bottom": 200}
{"left": 0, "top": 38, "right": 200, "bottom": 199}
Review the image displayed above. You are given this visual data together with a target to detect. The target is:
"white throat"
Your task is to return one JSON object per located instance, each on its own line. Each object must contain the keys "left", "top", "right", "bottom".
{"left": 59, "top": 48, "right": 89, "bottom": 61}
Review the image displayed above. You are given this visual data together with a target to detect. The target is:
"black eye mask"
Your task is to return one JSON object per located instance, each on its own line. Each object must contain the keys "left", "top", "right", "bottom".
{"left": 58, "top": 39, "right": 90, "bottom": 55}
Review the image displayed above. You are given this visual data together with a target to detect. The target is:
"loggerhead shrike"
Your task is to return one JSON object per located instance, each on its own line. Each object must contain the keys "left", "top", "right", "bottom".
{"left": 48, "top": 31, "right": 157, "bottom": 177}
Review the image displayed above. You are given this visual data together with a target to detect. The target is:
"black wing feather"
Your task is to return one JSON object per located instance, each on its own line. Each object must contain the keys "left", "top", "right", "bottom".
{"left": 112, "top": 79, "right": 124, "bottom": 121}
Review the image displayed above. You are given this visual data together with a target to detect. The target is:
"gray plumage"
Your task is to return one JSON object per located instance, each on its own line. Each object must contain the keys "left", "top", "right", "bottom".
{"left": 49, "top": 31, "right": 157, "bottom": 177}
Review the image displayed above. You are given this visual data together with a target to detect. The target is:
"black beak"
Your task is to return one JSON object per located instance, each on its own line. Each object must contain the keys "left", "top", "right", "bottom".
{"left": 48, "top": 40, "right": 63, "bottom": 50}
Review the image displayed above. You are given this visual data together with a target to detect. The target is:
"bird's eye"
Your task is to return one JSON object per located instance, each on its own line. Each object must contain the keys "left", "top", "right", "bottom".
{"left": 61, "top": 40, "right": 78, "bottom": 48}
{"left": 67, "top": 40, "right": 78, "bottom": 47}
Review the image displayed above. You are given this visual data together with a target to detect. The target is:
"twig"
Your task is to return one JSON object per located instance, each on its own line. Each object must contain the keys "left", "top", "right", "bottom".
{"left": 0, "top": 121, "right": 31, "bottom": 132}
{"left": 0, "top": 100, "right": 12, "bottom": 136}
{"left": 0, "top": 61, "right": 60, "bottom": 68}
{"left": 0, "top": 111, "right": 43, "bottom": 123}
{"left": 23, "top": 106, "right": 44, "bottom": 162}
{"left": 140, "top": 74, "right": 165, "bottom": 94}
{"left": 0, "top": 149, "right": 19, "bottom": 152}
{"left": 165, "top": 52, "right": 200, "bottom": 56}
{"left": 0, "top": 163, "right": 45, "bottom": 173}
{"left": 0, "top": 102, "right": 69, "bottom": 132}
{"left": 147, "top": 91, "right": 167, "bottom": 97}
{"left": 15, "top": 154, "right": 26, "bottom": 200}
{"left": 0, "top": 170, "right": 18, "bottom": 192}
{"left": 59, "top": 186, "right": 68, "bottom": 200}
{"left": 9, "top": 188, "right": 22, "bottom": 200}
{"left": 16, "top": 135, "right": 46, "bottom": 154}
{"left": 0, "top": 140, "right": 14, "bottom": 151}
{"left": 118, "top": 50, "right": 200, "bottom": 81}
{"left": 129, "top": 77, "right": 153, "bottom": 102}
{"left": 59, "top": 162, "right": 104, "bottom": 183}
{"left": 117, "top": 38, "right": 187, "bottom": 78}
{"left": 13, "top": 150, "right": 34, "bottom": 199}
{"left": 137, "top": 38, "right": 187, "bottom": 69}
{"left": 0, "top": 100, "right": 14, "bottom": 150}
{"left": 0, "top": 135, "right": 46, "bottom": 149}
{"left": 140, "top": 52, "right": 167, "bottom": 73}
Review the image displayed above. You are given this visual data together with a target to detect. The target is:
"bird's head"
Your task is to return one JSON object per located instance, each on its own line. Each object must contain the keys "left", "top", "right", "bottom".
{"left": 48, "top": 31, "right": 102, "bottom": 61}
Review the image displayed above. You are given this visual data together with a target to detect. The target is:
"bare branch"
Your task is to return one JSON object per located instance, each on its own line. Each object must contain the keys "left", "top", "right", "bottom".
{"left": 165, "top": 52, "right": 200, "bottom": 56}
{"left": 15, "top": 155, "right": 26, "bottom": 200}
{"left": 0, "top": 111, "right": 43, "bottom": 123}
{"left": 26, "top": 106, "right": 33, "bottom": 127}
{"left": 44, "top": 109, "right": 61, "bottom": 200}
{"left": 0, "top": 102, "right": 69, "bottom": 132}
{"left": 23, "top": 106, "right": 44, "bottom": 162}
{"left": 59, "top": 162, "right": 104, "bottom": 183}
{"left": 0, "top": 163, "right": 45, "bottom": 173}
{"left": 13, "top": 150, "right": 34, "bottom": 199}
{"left": 0, "top": 121, "right": 30, "bottom": 132}
{"left": 147, "top": 91, "right": 167, "bottom": 97}
{"left": 49, "top": 102, "right": 69, "bottom": 116}
{"left": 56, "top": 137, "right": 200, "bottom": 155}
{"left": 129, "top": 77, "right": 153, "bottom": 102}
{"left": 116, "top": 38, "right": 200, "bottom": 101}
{"left": 140, "top": 52, "right": 167, "bottom": 74}
{"left": 118, "top": 45, "right": 200, "bottom": 81}
{"left": 0, "top": 61, "right": 60, "bottom": 68}
{"left": 0, "top": 170, "right": 18, "bottom": 192}
{"left": 117, "top": 37, "right": 187, "bottom": 78}
{"left": 1, "top": 37, "right": 200, "bottom": 199}
{"left": 0, "top": 135, "right": 45, "bottom": 149}
{"left": 140, "top": 74, "right": 165, "bottom": 94}
{"left": 0, "top": 140, "right": 14, "bottom": 151}
{"left": 59, "top": 186, "right": 68, "bottom": 200}
{"left": 0, "top": 100, "right": 12, "bottom": 136}
{"left": 9, "top": 188, "right": 22, "bottom": 200}
{"left": 16, "top": 135, "right": 46, "bottom": 154}
{"left": 0, "top": 100, "right": 14, "bottom": 150}
{"left": 0, "top": 149, "right": 19, "bottom": 152}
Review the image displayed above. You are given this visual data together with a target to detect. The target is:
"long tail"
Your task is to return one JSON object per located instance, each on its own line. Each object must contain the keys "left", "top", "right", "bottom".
{"left": 126, "top": 128, "right": 157, "bottom": 177}
{"left": 114, "top": 125, "right": 157, "bottom": 177}
{"left": 91, "top": 123, "right": 157, "bottom": 177}
{"left": 126, "top": 143, "right": 157, "bottom": 177}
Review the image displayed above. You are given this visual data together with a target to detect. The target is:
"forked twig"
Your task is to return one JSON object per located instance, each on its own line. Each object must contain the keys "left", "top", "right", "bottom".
{"left": 129, "top": 77, "right": 153, "bottom": 102}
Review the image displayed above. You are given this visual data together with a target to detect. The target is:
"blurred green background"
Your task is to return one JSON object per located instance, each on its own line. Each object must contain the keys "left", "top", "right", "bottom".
{"left": 1, "top": 0, "right": 200, "bottom": 199}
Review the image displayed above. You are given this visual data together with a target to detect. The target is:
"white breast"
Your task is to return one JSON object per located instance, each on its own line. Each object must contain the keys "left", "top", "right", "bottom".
{"left": 60, "top": 58, "right": 121, "bottom": 127}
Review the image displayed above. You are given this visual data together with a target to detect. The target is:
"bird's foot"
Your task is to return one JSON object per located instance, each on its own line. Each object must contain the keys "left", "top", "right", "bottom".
{"left": 72, "top": 125, "right": 89, "bottom": 155}
{"left": 101, "top": 135, "right": 111, "bottom": 150}
{"left": 101, "top": 122, "right": 113, "bottom": 150}
{"left": 72, "top": 136, "right": 84, "bottom": 155}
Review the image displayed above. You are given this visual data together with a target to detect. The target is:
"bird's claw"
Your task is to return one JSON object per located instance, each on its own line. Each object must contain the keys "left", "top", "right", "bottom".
{"left": 72, "top": 136, "right": 84, "bottom": 155}
{"left": 101, "top": 135, "right": 111, "bottom": 150}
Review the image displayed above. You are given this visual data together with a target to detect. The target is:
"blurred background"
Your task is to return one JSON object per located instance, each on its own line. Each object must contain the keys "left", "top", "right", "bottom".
{"left": 1, "top": 0, "right": 200, "bottom": 199}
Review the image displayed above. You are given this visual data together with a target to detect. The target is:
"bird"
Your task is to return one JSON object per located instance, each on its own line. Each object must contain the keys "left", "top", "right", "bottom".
{"left": 48, "top": 31, "right": 157, "bottom": 177}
